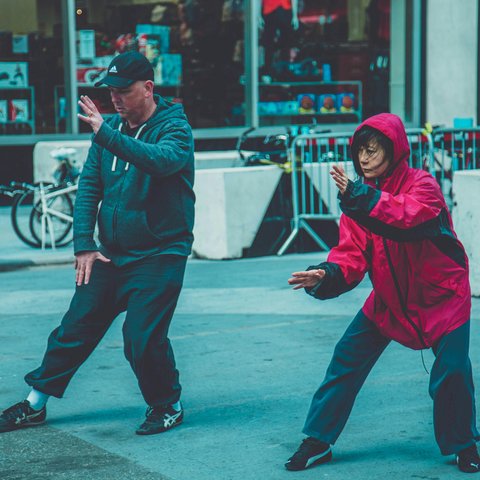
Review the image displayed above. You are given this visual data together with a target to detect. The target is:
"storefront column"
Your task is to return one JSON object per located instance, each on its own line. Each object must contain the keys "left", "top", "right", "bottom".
{"left": 390, "top": 0, "right": 406, "bottom": 120}
{"left": 426, "top": 0, "right": 478, "bottom": 125}
{"left": 61, "top": 0, "right": 78, "bottom": 134}
{"left": 244, "top": 0, "right": 259, "bottom": 127}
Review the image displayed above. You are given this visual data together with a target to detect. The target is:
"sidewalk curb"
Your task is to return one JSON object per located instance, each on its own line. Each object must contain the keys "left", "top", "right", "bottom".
{"left": 0, "top": 255, "right": 74, "bottom": 272}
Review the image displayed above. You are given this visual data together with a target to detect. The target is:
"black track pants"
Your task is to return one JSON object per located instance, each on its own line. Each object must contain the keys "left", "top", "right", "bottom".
{"left": 303, "top": 310, "right": 479, "bottom": 455}
{"left": 25, "top": 254, "right": 187, "bottom": 407}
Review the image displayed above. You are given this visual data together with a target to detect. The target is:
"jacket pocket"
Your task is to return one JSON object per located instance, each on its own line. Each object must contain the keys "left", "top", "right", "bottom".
{"left": 115, "top": 209, "right": 162, "bottom": 249}
{"left": 417, "top": 278, "right": 457, "bottom": 308}
{"left": 97, "top": 204, "right": 114, "bottom": 246}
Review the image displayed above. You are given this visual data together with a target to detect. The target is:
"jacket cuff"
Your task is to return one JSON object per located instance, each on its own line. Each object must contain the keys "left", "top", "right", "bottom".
{"left": 304, "top": 264, "right": 326, "bottom": 297}
{"left": 338, "top": 179, "right": 356, "bottom": 204}
{"left": 74, "top": 236, "right": 98, "bottom": 255}
{"left": 93, "top": 121, "right": 113, "bottom": 149}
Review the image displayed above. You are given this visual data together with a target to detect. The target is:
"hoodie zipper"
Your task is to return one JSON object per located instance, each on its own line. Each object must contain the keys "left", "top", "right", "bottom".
{"left": 111, "top": 121, "right": 148, "bottom": 244}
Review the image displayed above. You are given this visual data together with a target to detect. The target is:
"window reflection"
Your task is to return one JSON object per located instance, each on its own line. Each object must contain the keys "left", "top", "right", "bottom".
{"left": 258, "top": 0, "right": 391, "bottom": 126}
{"left": 70, "top": 0, "right": 245, "bottom": 131}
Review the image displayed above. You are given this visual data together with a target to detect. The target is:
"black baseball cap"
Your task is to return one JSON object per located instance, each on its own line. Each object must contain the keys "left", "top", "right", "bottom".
{"left": 94, "top": 51, "right": 154, "bottom": 88}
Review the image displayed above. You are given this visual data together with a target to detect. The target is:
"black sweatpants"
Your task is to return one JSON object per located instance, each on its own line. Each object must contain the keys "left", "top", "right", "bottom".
{"left": 303, "top": 310, "right": 479, "bottom": 455}
{"left": 25, "top": 254, "right": 187, "bottom": 407}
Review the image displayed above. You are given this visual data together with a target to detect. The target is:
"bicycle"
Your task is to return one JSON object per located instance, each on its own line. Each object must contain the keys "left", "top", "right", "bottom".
{"left": 3, "top": 147, "right": 80, "bottom": 249}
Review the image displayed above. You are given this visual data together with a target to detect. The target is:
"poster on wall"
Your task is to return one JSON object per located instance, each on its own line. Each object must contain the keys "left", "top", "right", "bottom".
{"left": 77, "top": 30, "right": 96, "bottom": 59}
{"left": 154, "top": 54, "right": 182, "bottom": 86}
{"left": 9, "top": 99, "right": 29, "bottom": 121}
{"left": 0, "top": 100, "right": 7, "bottom": 122}
{"left": 0, "top": 62, "right": 28, "bottom": 87}
{"left": 77, "top": 56, "right": 113, "bottom": 85}
{"left": 12, "top": 35, "right": 29, "bottom": 54}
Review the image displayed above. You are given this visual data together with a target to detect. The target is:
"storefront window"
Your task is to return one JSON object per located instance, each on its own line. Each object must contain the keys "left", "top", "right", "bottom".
{"left": 257, "top": 0, "right": 391, "bottom": 126}
{"left": 67, "top": 0, "right": 245, "bottom": 132}
{"left": 0, "top": 0, "right": 64, "bottom": 135}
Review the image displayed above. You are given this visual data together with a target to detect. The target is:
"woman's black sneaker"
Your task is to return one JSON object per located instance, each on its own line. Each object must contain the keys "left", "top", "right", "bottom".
{"left": 457, "top": 444, "right": 480, "bottom": 473}
{"left": 136, "top": 403, "right": 183, "bottom": 435}
{"left": 0, "top": 400, "right": 46, "bottom": 433}
{"left": 285, "top": 437, "right": 332, "bottom": 471}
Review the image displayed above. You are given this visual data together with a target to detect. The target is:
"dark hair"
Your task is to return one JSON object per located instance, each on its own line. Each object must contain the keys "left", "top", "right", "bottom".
{"left": 350, "top": 126, "right": 393, "bottom": 176}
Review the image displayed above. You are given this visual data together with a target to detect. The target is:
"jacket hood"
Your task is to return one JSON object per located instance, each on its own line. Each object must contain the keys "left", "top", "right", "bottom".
{"left": 144, "top": 94, "right": 187, "bottom": 129}
{"left": 351, "top": 113, "right": 410, "bottom": 177}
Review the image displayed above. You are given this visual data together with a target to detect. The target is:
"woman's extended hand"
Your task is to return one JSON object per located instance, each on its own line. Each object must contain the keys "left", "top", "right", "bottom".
{"left": 330, "top": 165, "right": 349, "bottom": 194}
{"left": 288, "top": 269, "right": 325, "bottom": 290}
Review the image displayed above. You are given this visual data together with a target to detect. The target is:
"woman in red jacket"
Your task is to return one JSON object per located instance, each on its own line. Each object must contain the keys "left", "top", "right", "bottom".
{"left": 286, "top": 113, "right": 480, "bottom": 473}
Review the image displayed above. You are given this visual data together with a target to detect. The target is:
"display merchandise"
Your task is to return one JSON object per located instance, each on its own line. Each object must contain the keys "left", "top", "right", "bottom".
{"left": 297, "top": 94, "right": 316, "bottom": 114}
{"left": 338, "top": 93, "right": 356, "bottom": 113}
{"left": 318, "top": 94, "right": 337, "bottom": 114}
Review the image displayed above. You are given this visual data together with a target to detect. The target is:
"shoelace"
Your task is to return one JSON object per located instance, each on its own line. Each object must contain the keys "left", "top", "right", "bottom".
{"left": 2, "top": 401, "right": 29, "bottom": 421}
{"left": 293, "top": 438, "right": 324, "bottom": 458}
{"left": 145, "top": 406, "right": 168, "bottom": 420}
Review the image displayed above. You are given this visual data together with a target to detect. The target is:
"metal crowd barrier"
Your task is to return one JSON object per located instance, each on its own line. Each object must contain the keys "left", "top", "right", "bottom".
{"left": 428, "top": 127, "right": 480, "bottom": 209}
{"left": 277, "top": 128, "right": 435, "bottom": 255}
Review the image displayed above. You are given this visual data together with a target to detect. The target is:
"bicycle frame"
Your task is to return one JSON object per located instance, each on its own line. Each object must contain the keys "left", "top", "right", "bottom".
{"left": 38, "top": 182, "right": 77, "bottom": 249}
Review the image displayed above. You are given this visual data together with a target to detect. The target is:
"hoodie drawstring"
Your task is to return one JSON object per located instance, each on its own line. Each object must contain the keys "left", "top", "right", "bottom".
{"left": 111, "top": 122, "right": 147, "bottom": 172}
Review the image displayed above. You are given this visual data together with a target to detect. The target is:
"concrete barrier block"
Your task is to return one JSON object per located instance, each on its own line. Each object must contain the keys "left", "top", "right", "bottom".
{"left": 452, "top": 170, "right": 480, "bottom": 296}
{"left": 193, "top": 166, "right": 283, "bottom": 259}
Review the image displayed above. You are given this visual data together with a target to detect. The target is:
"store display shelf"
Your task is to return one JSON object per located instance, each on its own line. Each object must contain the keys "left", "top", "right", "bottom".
{"left": 258, "top": 80, "right": 362, "bottom": 126}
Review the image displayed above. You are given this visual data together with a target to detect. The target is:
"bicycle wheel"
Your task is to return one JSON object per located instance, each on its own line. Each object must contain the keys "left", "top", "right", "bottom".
{"left": 29, "top": 191, "right": 74, "bottom": 248}
{"left": 11, "top": 188, "right": 43, "bottom": 248}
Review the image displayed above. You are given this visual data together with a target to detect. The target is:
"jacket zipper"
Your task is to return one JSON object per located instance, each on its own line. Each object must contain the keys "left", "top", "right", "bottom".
{"left": 382, "top": 237, "right": 427, "bottom": 348}
{"left": 111, "top": 121, "right": 147, "bottom": 244}
{"left": 112, "top": 172, "right": 127, "bottom": 244}
{"left": 374, "top": 178, "right": 427, "bottom": 348}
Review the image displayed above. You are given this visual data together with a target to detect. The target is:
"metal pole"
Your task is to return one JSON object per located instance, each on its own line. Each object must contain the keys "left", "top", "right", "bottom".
{"left": 244, "top": 0, "right": 259, "bottom": 128}
{"left": 62, "top": 0, "right": 78, "bottom": 134}
{"left": 277, "top": 140, "right": 301, "bottom": 256}
{"left": 411, "top": 0, "right": 422, "bottom": 126}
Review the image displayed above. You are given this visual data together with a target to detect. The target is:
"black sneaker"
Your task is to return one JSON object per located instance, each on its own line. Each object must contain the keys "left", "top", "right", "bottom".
{"left": 457, "top": 444, "right": 480, "bottom": 473}
{"left": 0, "top": 400, "right": 46, "bottom": 433}
{"left": 136, "top": 403, "right": 183, "bottom": 435}
{"left": 285, "top": 437, "right": 332, "bottom": 471}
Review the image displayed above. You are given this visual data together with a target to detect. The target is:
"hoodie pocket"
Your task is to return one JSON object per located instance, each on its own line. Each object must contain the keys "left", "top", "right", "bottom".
{"left": 115, "top": 209, "right": 162, "bottom": 249}
{"left": 97, "top": 204, "right": 115, "bottom": 246}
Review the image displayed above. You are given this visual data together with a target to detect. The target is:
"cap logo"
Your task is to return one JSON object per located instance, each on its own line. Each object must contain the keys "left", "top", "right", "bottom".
{"left": 109, "top": 65, "right": 118, "bottom": 73}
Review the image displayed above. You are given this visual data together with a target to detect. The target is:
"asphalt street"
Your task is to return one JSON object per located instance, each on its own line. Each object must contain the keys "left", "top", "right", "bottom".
{"left": 1, "top": 254, "right": 479, "bottom": 480}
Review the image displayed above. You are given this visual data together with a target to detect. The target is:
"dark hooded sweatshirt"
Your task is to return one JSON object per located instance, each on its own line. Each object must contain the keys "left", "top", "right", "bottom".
{"left": 306, "top": 113, "right": 470, "bottom": 350}
{"left": 73, "top": 95, "right": 195, "bottom": 266}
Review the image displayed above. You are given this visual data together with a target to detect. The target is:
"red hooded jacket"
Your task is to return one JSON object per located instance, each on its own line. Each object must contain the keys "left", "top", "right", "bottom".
{"left": 307, "top": 113, "right": 471, "bottom": 349}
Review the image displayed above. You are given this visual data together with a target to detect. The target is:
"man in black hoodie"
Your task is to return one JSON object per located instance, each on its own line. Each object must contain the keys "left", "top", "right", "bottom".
{"left": 0, "top": 51, "right": 195, "bottom": 436}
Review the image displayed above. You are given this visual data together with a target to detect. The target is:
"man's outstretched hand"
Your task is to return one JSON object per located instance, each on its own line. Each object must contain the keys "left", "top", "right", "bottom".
{"left": 288, "top": 269, "right": 325, "bottom": 290}
{"left": 75, "top": 251, "right": 111, "bottom": 286}
{"left": 77, "top": 95, "right": 104, "bottom": 134}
